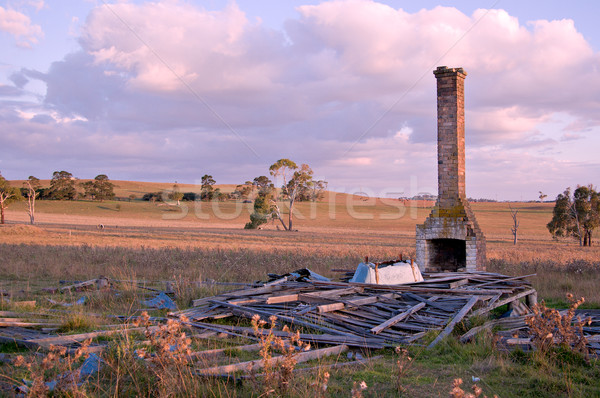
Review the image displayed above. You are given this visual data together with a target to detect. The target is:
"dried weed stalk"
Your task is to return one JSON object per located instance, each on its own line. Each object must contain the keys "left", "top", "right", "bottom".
{"left": 134, "top": 311, "right": 192, "bottom": 365}
{"left": 525, "top": 293, "right": 592, "bottom": 356}
{"left": 310, "top": 370, "right": 330, "bottom": 398}
{"left": 394, "top": 346, "right": 412, "bottom": 393}
{"left": 449, "top": 378, "right": 497, "bottom": 398}
{"left": 251, "top": 314, "right": 309, "bottom": 396}
{"left": 14, "top": 339, "right": 91, "bottom": 397}
{"left": 127, "top": 311, "right": 203, "bottom": 396}
{"left": 350, "top": 380, "right": 368, "bottom": 397}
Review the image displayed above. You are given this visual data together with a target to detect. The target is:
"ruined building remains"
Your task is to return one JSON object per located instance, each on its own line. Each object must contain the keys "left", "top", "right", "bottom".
{"left": 416, "top": 66, "right": 486, "bottom": 272}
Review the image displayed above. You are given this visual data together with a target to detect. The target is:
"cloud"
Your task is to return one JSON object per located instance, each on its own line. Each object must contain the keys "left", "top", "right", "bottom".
{"left": 0, "top": 5, "right": 43, "bottom": 48}
{"left": 1, "top": 0, "right": 599, "bottom": 200}
{"left": 0, "top": 84, "right": 23, "bottom": 97}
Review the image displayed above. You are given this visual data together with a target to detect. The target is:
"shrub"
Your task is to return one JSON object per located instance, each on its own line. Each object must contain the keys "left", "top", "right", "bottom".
{"left": 526, "top": 293, "right": 592, "bottom": 358}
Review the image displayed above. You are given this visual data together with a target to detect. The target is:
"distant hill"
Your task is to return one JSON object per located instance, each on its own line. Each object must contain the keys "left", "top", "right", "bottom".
{"left": 8, "top": 179, "right": 438, "bottom": 207}
{"left": 9, "top": 179, "right": 239, "bottom": 199}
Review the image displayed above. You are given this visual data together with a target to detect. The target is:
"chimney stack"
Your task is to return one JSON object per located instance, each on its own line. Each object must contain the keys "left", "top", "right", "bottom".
{"left": 416, "top": 66, "right": 486, "bottom": 272}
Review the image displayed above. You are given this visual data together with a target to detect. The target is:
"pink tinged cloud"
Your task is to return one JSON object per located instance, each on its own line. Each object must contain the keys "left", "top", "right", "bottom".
{"left": 82, "top": 2, "right": 280, "bottom": 94}
{"left": 72, "top": 1, "right": 600, "bottom": 137}
{"left": 0, "top": 6, "right": 43, "bottom": 48}
{"left": 4, "top": 0, "right": 598, "bottom": 199}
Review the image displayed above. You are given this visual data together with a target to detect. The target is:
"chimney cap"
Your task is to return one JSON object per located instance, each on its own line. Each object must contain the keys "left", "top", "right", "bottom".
{"left": 433, "top": 66, "right": 467, "bottom": 77}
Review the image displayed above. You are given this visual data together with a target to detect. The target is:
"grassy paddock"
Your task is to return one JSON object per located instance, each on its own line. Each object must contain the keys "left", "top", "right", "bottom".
{"left": 1, "top": 195, "right": 600, "bottom": 396}
{"left": 1, "top": 241, "right": 599, "bottom": 307}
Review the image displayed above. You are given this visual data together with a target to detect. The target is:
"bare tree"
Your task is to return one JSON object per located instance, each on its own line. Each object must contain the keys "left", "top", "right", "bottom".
{"left": 509, "top": 205, "right": 519, "bottom": 245}
{"left": 539, "top": 191, "right": 547, "bottom": 203}
{"left": 23, "top": 176, "right": 41, "bottom": 225}
{"left": 0, "top": 174, "right": 22, "bottom": 224}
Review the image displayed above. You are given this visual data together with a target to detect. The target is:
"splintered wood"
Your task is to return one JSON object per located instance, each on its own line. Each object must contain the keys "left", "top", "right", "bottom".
{"left": 174, "top": 271, "right": 539, "bottom": 349}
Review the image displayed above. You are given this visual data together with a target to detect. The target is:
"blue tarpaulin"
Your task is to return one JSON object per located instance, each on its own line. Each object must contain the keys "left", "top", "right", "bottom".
{"left": 141, "top": 292, "right": 177, "bottom": 310}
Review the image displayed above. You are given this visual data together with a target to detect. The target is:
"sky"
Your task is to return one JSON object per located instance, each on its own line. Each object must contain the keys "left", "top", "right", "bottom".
{"left": 1, "top": 0, "right": 599, "bottom": 201}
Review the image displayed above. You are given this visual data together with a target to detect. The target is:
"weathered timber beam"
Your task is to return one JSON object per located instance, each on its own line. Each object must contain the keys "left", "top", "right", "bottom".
{"left": 427, "top": 296, "right": 479, "bottom": 349}
{"left": 370, "top": 302, "right": 426, "bottom": 335}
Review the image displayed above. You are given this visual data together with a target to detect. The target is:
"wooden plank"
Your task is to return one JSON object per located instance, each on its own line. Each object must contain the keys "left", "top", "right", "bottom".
{"left": 209, "top": 299, "right": 356, "bottom": 336}
{"left": 60, "top": 278, "right": 100, "bottom": 292}
{"left": 403, "top": 292, "right": 454, "bottom": 312}
{"left": 301, "top": 287, "right": 362, "bottom": 298}
{"left": 0, "top": 321, "right": 61, "bottom": 327}
{"left": 0, "top": 335, "right": 40, "bottom": 349}
{"left": 505, "top": 338, "right": 532, "bottom": 345}
{"left": 266, "top": 294, "right": 299, "bottom": 304}
{"left": 427, "top": 296, "right": 479, "bottom": 349}
{"left": 409, "top": 314, "right": 448, "bottom": 326}
{"left": 196, "top": 344, "right": 348, "bottom": 375}
{"left": 311, "top": 280, "right": 507, "bottom": 295}
{"left": 485, "top": 294, "right": 502, "bottom": 308}
{"left": 29, "top": 326, "right": 157, "bottom": 346}
{"left": 317, "top": 294, "right": 393, "bottom": 313}
{"left": 587, "top": 335, "right": 600, "bottom": 343}
{"left": 459, "top": 315, "right": 531, "bottom": 343}
{"left": 317, "top": 302, "right": 346, "bottom": 313}
{"left": 221, "top": 285, "right": 282, "bottom": 298}
{"left": 185, "top": 321, "right": 260, "bottom": 341}
{"left": 167, "top": 343, "right": 265, "bottom": 362}
{"left": 370, "top": 302, "right": 426, "bottom": 335}
{"left": 469, "top": 288, "right": 537, "bottom": 318}
{"left": 473, "top": 274, "right": 536, "bottom": 289}
{"left": 0, "top": 318, "right": 26, "bottom": 322}
{"left": 317, "top": 295, "right": 381, "bottom": 313}
{"left": 412, "top": 275, "right": 472, "bottom": 283}
{"left": 448, "top": 279, "right": 469, "bottom": 289}
{"left": 228, "top": 298, "right": 264, "bottom": 305}
{"left": 184, "top": 320, "right": 387, "bottom": 349}
{"left": 323, "top": 312, "right": 379, "bottom": 329}
{"left": 384, "top": 322, "right": 431, "bottom": 332}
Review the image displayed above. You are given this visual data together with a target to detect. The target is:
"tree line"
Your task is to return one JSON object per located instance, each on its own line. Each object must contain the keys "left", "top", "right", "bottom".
{"left": 142, "top": 175, "right": 228, "bottom": 203}
{"left": 0, "top": 171, "right": 116, "bottom": 225}
{"left": 0, "top": 162, "right": 328, "bottom": 228}
{"left": 6, "top": 166, "right": 594, "bottom": 244}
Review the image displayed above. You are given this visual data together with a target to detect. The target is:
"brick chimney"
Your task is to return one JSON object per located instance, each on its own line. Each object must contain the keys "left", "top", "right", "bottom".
{"left": 416, "top": 66, "right": 486, "bottom": 272}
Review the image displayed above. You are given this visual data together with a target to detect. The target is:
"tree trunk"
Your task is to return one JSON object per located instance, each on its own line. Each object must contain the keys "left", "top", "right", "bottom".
{"left": 28, "top": 195, "right": 35, "bottom": 225}
{"left": 0, "top": 206, "right": 4, "bottom": 224}
{"left": 288, "top": 198, "right": 294, "bottom": 231}
{"left": 277, "top": 216, "right": 288, "bottom": 231}
{"left": 29, "top": 199, "right": 34, "bottom": 225}
{"left": 584, "top": 233, "right": 588, "bottom": 246}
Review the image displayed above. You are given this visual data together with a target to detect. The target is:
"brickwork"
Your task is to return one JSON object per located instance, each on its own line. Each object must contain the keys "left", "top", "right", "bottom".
{"left": 416, "top": 66, "right": 486, "bottom": 272}
{"left": 434, "top": 67, "right": 466, "bottom": 211}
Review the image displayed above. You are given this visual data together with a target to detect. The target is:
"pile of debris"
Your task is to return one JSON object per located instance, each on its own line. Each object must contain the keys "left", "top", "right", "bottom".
{"left": 2, "top": 269, "right": 599, "bottom": 370}
{"left": 174, "top": 270, "right": 540, "bottom": 349}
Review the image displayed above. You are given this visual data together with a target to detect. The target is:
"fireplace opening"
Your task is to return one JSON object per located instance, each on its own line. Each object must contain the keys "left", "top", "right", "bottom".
{"left": 429, "top": 239, "right": 466, "bottom": 271}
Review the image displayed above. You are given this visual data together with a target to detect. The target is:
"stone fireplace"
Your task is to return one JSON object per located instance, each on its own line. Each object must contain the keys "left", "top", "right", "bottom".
{"left": 416, "top": 66, "right": 486, "bottom": 272}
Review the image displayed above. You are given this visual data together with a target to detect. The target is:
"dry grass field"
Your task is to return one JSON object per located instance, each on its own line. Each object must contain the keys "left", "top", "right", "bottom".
{"left": 2, "top": 182, "right": 599, "bottom": 305}
{"left": 1, "top": 182, "right": 599, "bottom": 397}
